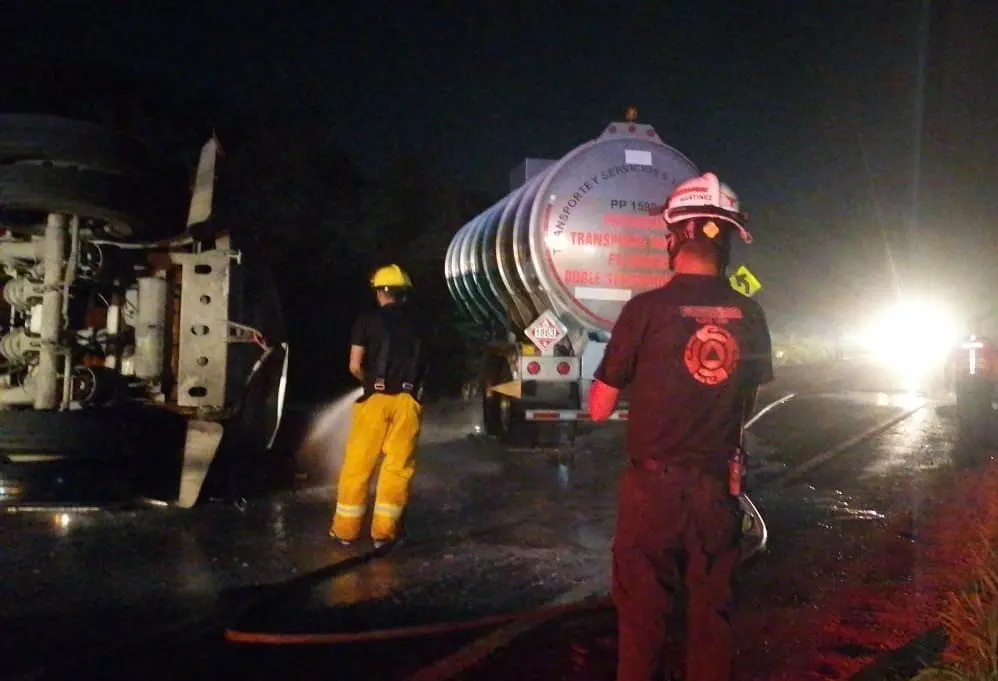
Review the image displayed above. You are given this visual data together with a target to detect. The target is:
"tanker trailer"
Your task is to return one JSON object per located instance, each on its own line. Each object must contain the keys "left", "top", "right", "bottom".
{"left": 445, "top": 114, "right": 700, "bottom": 445}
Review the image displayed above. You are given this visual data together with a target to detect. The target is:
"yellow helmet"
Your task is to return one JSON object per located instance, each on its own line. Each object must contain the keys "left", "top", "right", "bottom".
{"left": 370, "top": 264, "right": 413, "bottom": 289}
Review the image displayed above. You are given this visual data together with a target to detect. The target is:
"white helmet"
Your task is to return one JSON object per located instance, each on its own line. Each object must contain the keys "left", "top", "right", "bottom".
{"left": 663, "top": 172, "right": 752, "bottom": 244}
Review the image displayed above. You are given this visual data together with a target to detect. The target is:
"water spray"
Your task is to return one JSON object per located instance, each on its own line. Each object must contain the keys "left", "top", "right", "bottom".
{"left": 296, "top": 387, "right": 365, "bottom": 488}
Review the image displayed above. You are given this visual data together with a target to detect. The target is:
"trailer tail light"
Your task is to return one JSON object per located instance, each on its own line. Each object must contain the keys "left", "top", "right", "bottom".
{"left": 527, "top": 361, "right": 541, "bottom": 375}
{"left": 556, "top": 361, "right": 571, "bottom": 375}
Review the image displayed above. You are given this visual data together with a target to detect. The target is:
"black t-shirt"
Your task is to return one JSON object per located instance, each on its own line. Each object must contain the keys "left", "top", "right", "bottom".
{"left": 594, "top": 273, "right": 773, "bottom": 464}
{"left": 350, "top": 303, "right": 428, "bottom": 397}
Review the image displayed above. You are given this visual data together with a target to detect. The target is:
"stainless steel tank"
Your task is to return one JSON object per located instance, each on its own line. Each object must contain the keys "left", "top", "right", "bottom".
{"left": 446, "top": 121, "right": 699, "bottom": 350}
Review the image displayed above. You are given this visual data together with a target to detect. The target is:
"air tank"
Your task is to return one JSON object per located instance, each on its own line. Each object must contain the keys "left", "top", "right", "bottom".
{"left": 445, "top": 119, "right": 700, "bottom": 350}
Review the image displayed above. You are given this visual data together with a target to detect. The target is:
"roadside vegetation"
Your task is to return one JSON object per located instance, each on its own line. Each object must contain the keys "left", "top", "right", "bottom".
{"left": 913, "top": 535, "right": 998, "bottom": 680}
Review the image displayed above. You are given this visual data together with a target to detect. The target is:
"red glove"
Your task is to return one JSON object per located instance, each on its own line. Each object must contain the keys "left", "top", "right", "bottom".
{"left": 588, "top": 380, "right": 620, "bottom": 422}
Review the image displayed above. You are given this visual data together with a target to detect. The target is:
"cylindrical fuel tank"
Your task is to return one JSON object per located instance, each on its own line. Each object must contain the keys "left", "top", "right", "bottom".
{"left": 445, "top": 120, "right": 700, "bottom": 349}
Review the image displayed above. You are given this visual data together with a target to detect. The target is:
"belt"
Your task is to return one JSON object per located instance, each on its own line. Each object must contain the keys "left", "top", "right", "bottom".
{"left": 373, "top": 380, "right": 417, "bottom": 393}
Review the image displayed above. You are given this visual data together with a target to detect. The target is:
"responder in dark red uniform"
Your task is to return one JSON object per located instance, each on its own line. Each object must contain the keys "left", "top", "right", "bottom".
{"left": 589, "top": 172, "right": 773, "bottom": 681}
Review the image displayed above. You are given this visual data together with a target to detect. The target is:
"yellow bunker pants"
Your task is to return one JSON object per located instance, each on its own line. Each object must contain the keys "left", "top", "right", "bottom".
{"left": 331, "top": 392, "right": 422, "bottom": 541}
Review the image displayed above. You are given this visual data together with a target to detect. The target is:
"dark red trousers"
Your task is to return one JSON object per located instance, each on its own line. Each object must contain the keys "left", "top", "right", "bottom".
{"left": 613, "top": 461, "right": 742, "bottom": 681}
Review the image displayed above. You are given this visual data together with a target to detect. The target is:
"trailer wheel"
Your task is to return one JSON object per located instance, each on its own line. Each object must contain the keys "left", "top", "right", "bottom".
{"left": 481, "top": 367, "right": 505, "bottom": 438}
{"left": 481, "top": 356, "right": 537, "bottom": 446}
{"left": 498, "top": 392, "right": 537, "bottom": 447}
{"left": 0, "top": 164, "right": 185, "bottom": 240}
{"left": 481, "top": 355, "right": 511, "bottom": 438}
{"left": 956, "top": 377, "right": 994, "bottom": 447}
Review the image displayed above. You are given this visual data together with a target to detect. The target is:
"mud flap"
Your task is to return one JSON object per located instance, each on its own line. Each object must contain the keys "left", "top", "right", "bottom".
{"left": 178, "top": 420, "right": 224, "bottom": 508}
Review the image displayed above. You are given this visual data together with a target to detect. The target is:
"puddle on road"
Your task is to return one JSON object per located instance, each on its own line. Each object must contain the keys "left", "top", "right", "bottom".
{"left": 293, "top": 543, "right": 607, "bottom": 632}
{"left": 861, "top": 407, "right": 956, "bottom": 476}
{"left": 571, "top": 521, "right": 613, "bottom": 551}
{"left": 817, "top": 390, "right": 927, "bottom": 411}
{"left": 483, "top": 519, "right": 580, "bottom": 550}
{"left": 771, "top": 483, "right": 887, "bottom": 526}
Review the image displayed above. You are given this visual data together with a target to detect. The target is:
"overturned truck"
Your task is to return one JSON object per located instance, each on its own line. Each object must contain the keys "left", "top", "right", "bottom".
{"left": 0, "top": 115, "right": 288, "bottom": 508}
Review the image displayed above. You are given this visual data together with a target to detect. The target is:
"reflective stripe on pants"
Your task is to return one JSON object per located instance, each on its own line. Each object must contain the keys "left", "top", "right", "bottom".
{"left": 331, "top": 392, "right": 422, "bottom": 541}
{"left": 335, "top": 502, "right": 366, "bottom": 518}
{"left": 374, "top": 502, "right": 403, "bottom": 519}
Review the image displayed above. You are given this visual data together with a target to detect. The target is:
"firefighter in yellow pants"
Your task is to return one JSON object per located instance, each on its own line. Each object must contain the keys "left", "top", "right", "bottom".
{"left": 330, "top": 264, "right": 428, "bottom": 548}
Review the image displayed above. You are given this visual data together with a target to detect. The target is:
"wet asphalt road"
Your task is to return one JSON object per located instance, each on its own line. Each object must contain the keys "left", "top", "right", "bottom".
{"left": 0, "top": 358, "right": 969, "bottom": 680}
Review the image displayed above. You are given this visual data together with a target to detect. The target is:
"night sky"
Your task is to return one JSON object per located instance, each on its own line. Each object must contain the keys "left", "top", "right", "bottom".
{"left": 3, "top": 1, "right": 996, "bottom": 327}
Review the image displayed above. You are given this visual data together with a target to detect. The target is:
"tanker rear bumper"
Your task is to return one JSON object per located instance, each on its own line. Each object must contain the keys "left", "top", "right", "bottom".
{"left": 525, "top": 408, "right": 629, "bottom": 421}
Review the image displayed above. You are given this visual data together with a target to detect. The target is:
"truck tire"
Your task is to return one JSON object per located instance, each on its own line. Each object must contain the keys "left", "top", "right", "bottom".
{"left": 0, "top": 114, "right": 161, "bottom": 175}
{"left": 0, "top": 407, "right": 182, "bottom": 455}
{"left": 955, "top": 377, "right": 994, "bottom": 447}
{"left": 0, "top": 459, "right": 137, "bottom": 507}
{"left": 0, "top": 164, "right": 185, "bottom": 239}
{"left": 0, "top": 407, "right": 188, "bottom": 505}
{"left": 481, "top": 356, "right": 506, "bottom": 438}
{"left": 481, "top": 356, "right": 537, "bottom": 446}
{"left": 498, "top": 392, "right": 536, "bottom": 447}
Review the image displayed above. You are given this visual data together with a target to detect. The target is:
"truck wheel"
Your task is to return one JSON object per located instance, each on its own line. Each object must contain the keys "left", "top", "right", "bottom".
{"left": 482, "top": 386, "right": 504, "bottom": 439}
{"left": 481, "top": 355, "right": 509, "bottom": 438}
{"left": 0, "top": 164, "right": 185, "bottom": 240}
{"left": 498, "top": 393, "right": 537, "bottom": 447}
{"left": 0, "top": 407, "right": 185, "bottom": 455}
{"left": 956, "top": 377, "right": 994, "bottom": 447}
{"left": 481, "top": 357, "right": 538, "bottom": 447}
{"left": 0, "top": 114, "right": 163, "bottom": 175}
{"left": 0, "top": 459, "right": 137, "bottom": 507}
{"left": 0, "top": 407, "right": 188, "bottom": 505}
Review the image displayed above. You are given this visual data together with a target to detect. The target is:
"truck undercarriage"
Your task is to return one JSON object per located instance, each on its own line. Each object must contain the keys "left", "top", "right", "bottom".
{"left": 0, "top": 115, "right": 288, "bottom": 508}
